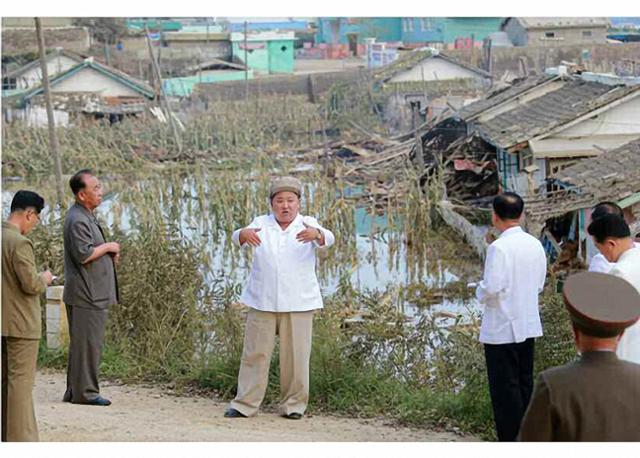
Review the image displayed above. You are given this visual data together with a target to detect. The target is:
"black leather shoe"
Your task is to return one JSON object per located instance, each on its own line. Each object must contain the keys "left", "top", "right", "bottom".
{"left": 83, "top": 396, "right": 112, "bottom": 406}
{"left": 282, "top": 412, "right": 303, "bottom": 420}
{"left": 224, "top": 408, "right": 247, "bottom": 418}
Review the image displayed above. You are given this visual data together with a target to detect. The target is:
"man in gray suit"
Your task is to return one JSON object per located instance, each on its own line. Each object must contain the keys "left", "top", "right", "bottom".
{"left": 519, "top": 271, "right": 640, "bottom": 441}
{"left": 62, "top": 169, "right": 119, "bottom": 406}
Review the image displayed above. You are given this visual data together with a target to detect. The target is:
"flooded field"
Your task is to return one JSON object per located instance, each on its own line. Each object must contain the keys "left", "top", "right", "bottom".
{"left": 2, "top": 163, "right": 482, "bottom": 318}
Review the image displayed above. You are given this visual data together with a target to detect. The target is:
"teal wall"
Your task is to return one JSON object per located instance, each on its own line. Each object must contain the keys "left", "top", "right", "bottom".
{"left": 267, "top": 40, "right": 295, "bottom": 73}
{"left": 315, "top": 18, "right": 402, "bottom": 44}
{"left": 316, "top": 17, "right": 502, "bottom": 45}
{"left": 232, "top": 39, "right": 295, "bottom": 74}
{"left": 163, "top": 70, "right": 254, "bottom": 97}
{"left": 441, "top": 18, "right": 503, "bottom": 43}
{"left": 232, "top": 42, "right": 270, "bottom": 73}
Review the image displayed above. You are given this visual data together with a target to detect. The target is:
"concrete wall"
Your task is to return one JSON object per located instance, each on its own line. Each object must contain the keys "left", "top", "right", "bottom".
{"left": 525, "top": 27, "right": 609, "bottom": 47}
{"left": 448, "top": 43, "right": 640, "bottom": 79}
{"left": 51, "top": 67, "right": 142, "bottom": 97}
{"left": 1, "top": 27, "right": 90, "bottom": 56}
{"left": 193, "top": 69, "right": 363, "bottom": 102}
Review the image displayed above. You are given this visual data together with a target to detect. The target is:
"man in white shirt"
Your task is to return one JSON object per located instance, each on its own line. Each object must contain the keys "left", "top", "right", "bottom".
{"left": 588, "top": 202, "right": 640, "bottom": 273}
{"left": 224, "top": 176, "right": 335, "bottom": 420}
{"left": 476, "top": 192, "right": 547, "bottom": 441}
{"left": 587, "top": 214, "right": 640, "bottom": 364}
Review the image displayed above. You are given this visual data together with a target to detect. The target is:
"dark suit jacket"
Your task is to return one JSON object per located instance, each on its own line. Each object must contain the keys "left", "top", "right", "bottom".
{"left": 519, "top": 351, "right": 640, "bottom": 441}
{"left": 1, "top": 222, "right": 47, "bottom": 339}
{"left": 63, "top": 203, "right": 118, "bottom": 310}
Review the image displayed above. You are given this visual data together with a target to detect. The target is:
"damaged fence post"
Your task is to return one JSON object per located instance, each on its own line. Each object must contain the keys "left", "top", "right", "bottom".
{"left": 46, "top": 285, "right": 68, "bottom": 350}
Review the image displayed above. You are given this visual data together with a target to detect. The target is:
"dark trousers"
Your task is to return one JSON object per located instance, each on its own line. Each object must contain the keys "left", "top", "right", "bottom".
{"left": 62, "top": 305, "right": 108, "bottom": 403}
{"left": 484, "top": 338, "right": 535, "bottom": 442}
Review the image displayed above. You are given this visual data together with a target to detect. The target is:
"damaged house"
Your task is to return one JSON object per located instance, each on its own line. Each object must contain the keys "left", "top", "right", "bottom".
{"left": 420, "top": 71, "right": 640, "bottom": 204}
{"left": 373, "top": 48, "right": 492, "bottom": 132}
{"left": 3, "top": 57, "right": 155, "bottom": 127}
{"left": 524, "top": 137, "right": 640, "bottom": 265}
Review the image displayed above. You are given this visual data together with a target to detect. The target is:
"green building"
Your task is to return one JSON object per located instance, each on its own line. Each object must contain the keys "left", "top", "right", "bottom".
{"left": 230, "top": 31, "right": 295, "bottom": 74}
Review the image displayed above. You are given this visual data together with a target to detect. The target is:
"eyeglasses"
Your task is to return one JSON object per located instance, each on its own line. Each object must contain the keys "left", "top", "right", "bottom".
{"left": 27, "top": 210, "right": 41, "bottom": 222}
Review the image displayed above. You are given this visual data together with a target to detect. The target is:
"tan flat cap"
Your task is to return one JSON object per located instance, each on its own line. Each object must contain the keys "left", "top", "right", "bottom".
{"left": 269, "top": 176, "right": 302, "bottom": 199}
{"left": 563, "top": 271, "right": 640, "bottom": 338}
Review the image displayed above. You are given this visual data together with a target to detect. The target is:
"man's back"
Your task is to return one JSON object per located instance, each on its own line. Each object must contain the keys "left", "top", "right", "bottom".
{"left": 520, "top": 352, "right": 640, "bottom": 441}
{"left": 478, "top": 227, "right": 547, "bottom": 344}
{"left": 610, "top": 247, "right": 640, "bottom": 363}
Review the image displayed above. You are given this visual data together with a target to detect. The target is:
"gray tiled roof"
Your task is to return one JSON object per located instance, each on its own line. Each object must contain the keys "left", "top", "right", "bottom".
{"left": 511, "top": 17, "right": 610, "bottom": 29}
{"left": 476, "top": 80, "right": 640, "bottom": 149}
{"left": 456, "top": 73, "right": 556, "bottom": 120}
{"left": 553, "top": 137, "right": 640, "bottom": 189}
{"left": 525, "top": 138, "right": 640, "bottom": 221}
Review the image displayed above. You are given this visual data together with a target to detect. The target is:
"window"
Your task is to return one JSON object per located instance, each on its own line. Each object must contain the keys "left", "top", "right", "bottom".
{"left": 544, "top": 31, "right": 555, "bottom": 38}
{"left": 421, "top": 18, "right": 432, "bottom": 31}
{"left": 582, "top": 30, "right": 592, "bottom": 38}
{"left": 2, "top": 77, "right": 17, "bottom": 90}
{"left": 403, "top": 18, "right": 413, "bottom": 33}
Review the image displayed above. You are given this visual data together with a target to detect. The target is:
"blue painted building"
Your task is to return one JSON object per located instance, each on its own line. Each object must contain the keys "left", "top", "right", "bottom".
{"left": 315, "top": 17, "right": 502, "bottom": 46}
{"left": 315, "top": 18, "right": 402, "bottom": 45}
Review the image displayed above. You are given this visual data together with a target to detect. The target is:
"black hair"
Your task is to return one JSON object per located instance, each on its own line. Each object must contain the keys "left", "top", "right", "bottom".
{"left": 10, "top": 190, "right": 45, "bottom": 214}
{"left": 587, "top": 213, "right": 630, "bottom": 244}
{"left": 69, "top": 169, "right": 93, "bottom": 195}
{"left": 591, "top": 201, "right": 623, "bottom": 221}
{"left": 493, "top": 192, "right": 524, "bottom": 220}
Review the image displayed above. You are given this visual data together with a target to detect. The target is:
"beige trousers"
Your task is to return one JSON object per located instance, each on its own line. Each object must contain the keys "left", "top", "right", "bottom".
{"left": 230, "top": 309, "right": 314, "bottom": 417}
{"left": 2, "top": 336, "right": 40, "bottom": 442}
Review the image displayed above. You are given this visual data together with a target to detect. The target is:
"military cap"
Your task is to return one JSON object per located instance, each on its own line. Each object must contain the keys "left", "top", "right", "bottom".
{"left": 563, "top": 272, "right": 640, "bottom": 338}
{"left": 269, "top": 176, "right": 302, "bottom": 199}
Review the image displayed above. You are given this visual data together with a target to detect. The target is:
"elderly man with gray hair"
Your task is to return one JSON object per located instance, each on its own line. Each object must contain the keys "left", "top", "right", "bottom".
{"left": 224, "top": 176, "right": 335, "bottom": 420}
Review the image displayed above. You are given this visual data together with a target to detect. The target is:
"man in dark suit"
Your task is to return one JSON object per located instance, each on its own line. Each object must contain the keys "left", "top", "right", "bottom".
{"left": 2, "top": 191, "right": 53, "bottom": 441}
{"left": 62, "top": 170, "right": 119, "bottom": 406}
{"left": 519, "top": 271, "right": 640, "bottom": 441}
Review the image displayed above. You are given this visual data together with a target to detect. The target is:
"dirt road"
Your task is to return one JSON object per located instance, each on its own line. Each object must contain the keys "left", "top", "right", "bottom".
{"left": 34, "top": 370, "right": 478, "bottom": 442}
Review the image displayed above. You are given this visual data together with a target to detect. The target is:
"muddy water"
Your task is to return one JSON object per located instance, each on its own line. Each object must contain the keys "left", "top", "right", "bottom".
{"left": 2, "top": 172, "right": 482, "bottom": 316}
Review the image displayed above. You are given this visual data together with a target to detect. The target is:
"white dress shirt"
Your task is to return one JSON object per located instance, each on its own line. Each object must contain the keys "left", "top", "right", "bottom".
{"left": 476, "top": 226, "right": 547, "bottom": 344}
{"left": 589, "top": 242, "right": 640, "bottom": 273}
{"left": 609, "top": 246, "right": 640, "bottom": 364}
{"left": 232, "top": 213, "right": 335, "bottom": 313}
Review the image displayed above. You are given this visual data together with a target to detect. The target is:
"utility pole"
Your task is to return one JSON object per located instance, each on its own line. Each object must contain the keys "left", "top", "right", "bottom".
{"left": 145, "top": 25, "right": 182, "bottom": 154}
{"left": 35, "top": 17, "right": 65, "bottom": 208}
{"left": 244, "top": 21, "right": 249, "bottom": 101}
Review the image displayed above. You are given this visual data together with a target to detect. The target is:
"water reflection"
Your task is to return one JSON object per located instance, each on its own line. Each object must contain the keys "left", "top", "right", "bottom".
{"left": 2, "top": 173, "right": 481, "bottom": 314}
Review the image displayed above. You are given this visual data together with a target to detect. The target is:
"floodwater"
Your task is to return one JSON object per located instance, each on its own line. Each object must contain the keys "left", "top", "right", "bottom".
{"left": 2, "top": 172, "right": 482, "bottom": 317}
